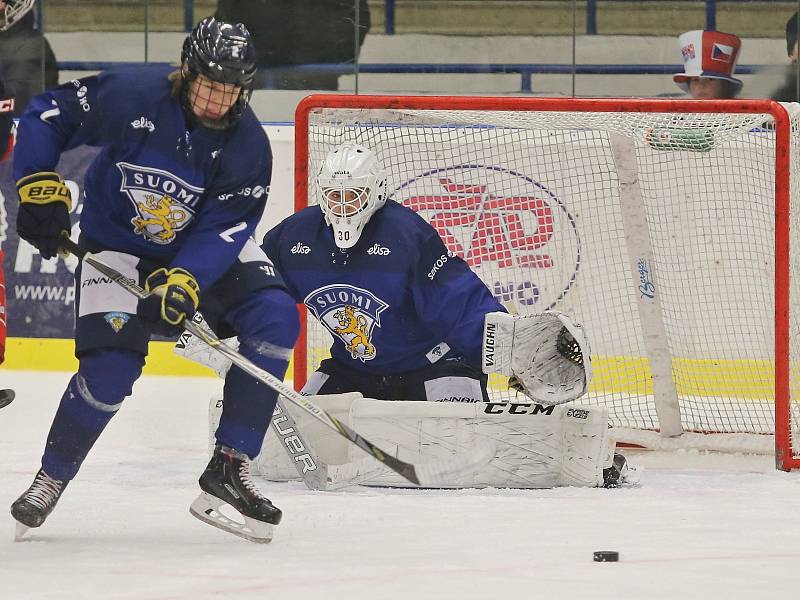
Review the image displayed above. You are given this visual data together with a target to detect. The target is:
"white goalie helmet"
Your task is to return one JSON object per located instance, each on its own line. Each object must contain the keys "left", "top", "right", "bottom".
{"left": 0, "top": 0, "right": 35, "bottom": 32}
{"left": 316, "top": 143, "right": 388, "bottom": 249}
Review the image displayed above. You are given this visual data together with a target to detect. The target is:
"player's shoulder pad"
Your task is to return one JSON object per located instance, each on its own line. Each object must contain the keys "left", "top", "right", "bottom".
{"left": 373, "top": 200, "right": 440, "bottom": 247}
{"left": 218, "top": 108, "right": 271, "bottom": 166}
{"left": 262, "top": 205, "right": 324, "bottom": 255}
{"left": 228, "top": 108, "right": 269, "bottom": 147}
{"left": 76, "top": 64, "right": 174, "bottom": 131}
{"left": 96, "top": 64, "right": 173, "bottom": 108}
{"left": 271, "top": 205, "right": 325, "bottom": 238}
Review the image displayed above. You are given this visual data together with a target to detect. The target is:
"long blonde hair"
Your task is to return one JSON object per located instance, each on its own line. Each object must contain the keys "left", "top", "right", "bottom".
{"left": 168, "top": 68, "right": 183, "bottom": 99}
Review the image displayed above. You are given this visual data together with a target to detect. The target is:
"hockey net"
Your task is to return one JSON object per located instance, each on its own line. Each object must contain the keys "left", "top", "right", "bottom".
{"left": 293, "top": 95, "right": 800, "bottom": 470}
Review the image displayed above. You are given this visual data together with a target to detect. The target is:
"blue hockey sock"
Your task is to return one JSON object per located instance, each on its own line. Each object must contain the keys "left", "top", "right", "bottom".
{"left": 41, "top": 349, "right": 143, "bottom": 481}
{"left": 215, "top": 288, "right": 299, "bottom": 458}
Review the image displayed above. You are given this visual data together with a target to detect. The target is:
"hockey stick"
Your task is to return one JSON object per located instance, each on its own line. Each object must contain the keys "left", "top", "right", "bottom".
{"left": 60, "top": 236, "right": 493, "bottom": 486}
{"left": 0, "top": 388, "right": 14, "bottom": 409}
{"left": 267, "top": 396, "right": 386, "bottom": 490}
{"left": 257, "top": 393, "right": 390, "bottom": 490}
{"left": 177, "top": 321, "right": 375, "bottom": 491}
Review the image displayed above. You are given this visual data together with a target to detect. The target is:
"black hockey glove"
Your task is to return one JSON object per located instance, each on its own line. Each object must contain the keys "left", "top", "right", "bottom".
{"left": 16, "top": 172, "right": 72, "bottom": 259}
{"left": 138, "top": 267, "right": 200, "bottom": 337}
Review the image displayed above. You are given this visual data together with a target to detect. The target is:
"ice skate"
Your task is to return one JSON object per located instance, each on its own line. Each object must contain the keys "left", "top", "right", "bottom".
{"left": 189, "top": 444, "right": 282, "bottom": 543}
{"left": 11, "top": 469, "right": 68, "bottom": 540}
{"left": 602, "top": 452, "right": 638, "bottom": 488}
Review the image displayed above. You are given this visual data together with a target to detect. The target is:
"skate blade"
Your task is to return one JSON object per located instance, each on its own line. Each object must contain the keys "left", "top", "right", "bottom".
{"left": 14, "top": 521, "right": 30, "bottom": 542}
{"left": 189, "top": 492, "right": 274, "bottom": 544}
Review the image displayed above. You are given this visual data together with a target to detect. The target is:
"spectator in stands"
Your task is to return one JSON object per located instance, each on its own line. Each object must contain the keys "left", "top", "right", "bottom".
{"left": 770, "top": 12, "right": 799, "bottom": 102}
{"left": 215, "top": 0, "right": 370, "bottom": 90}
{"left": 0, "top": 69, "right": 12, "bottom": 365}
{"left": 0, "top": 0, "right": 58, "bottom": 117}
{"left": 673, "top": 30, "right": 742, "bottom": 99}
{"left": 0, "top": 69, "right": 13, "bottom": 161}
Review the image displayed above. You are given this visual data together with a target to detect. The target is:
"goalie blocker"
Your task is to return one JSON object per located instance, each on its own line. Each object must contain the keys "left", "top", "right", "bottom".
{"left": 211, "top": 393, "right": 617, "bottom": 489}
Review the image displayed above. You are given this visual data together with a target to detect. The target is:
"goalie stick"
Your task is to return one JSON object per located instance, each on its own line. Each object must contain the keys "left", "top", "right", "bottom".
{"left": 59, "top": 235, "right": 494, "bottom": 487}
{"left": 253, "top": 393, "right": 386, "bottom": 490}
{"left": 258, "top": 397, "right": 388, "bottom": 490}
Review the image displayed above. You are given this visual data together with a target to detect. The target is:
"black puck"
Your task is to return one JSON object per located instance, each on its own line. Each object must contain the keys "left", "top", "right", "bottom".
{"left": 593, "top": 551, "right": 619, "bottom": 562}
{"left": 0, "top": 389, "right": 14, "bottom": 409}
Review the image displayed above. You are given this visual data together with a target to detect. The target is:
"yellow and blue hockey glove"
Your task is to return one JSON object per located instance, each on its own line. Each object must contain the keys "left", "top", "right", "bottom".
{"left": 139, "top": 267, "right": 200, "bottom": 337}
{"left": 16, "top": 172, "right": 72, "bottom": 259}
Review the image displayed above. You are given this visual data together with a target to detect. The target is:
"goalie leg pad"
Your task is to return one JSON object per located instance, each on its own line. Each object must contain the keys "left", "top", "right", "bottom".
{"left": 174, "top": 313, "right": 237, "bottom": 378}
{"left": 250, "top": 395, "right": 612, "bottom": 489}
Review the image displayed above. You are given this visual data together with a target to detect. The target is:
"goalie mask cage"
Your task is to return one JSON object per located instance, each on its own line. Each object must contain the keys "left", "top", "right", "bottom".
{"left": 293, "top": 95, "right": 800, "bottom": 471}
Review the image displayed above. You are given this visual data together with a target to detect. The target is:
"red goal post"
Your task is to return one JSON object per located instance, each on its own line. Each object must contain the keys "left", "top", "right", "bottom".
{"left": 293, "top": 95, "right": 798, "bottom": 470}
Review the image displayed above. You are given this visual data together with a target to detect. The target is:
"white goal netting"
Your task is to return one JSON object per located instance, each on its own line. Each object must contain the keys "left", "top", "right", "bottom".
{"left": 295, "top": 98, "right": 800, "bottom": 466}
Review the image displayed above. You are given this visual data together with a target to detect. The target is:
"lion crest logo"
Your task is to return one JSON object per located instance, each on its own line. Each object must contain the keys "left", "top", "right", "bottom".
{"left": 130, "top": 193, "right": 189, "bottom": 244}
{"left": 104, "top": 311, "right": 130, "bottom": 333}
{"left": 305, "top": 284, "right": 388, "bottom": 362}
{"left": 331, "top": 305, "right": 376, "bottom": 360}
{"left": 117, "top": 163, "right": 202, "bottom": 245}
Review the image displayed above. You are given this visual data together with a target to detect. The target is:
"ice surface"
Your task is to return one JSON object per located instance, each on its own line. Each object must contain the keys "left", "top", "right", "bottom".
{"left": 1, "top": 371, "right": 798, "bottom": 600}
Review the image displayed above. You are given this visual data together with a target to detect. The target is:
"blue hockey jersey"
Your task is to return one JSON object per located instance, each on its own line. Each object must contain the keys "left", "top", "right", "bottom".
{"left": 262, "top": 200, "right": 505, "bottom": 374}
{"left": 13, "top": 65, "right": 271, "bottom": 289}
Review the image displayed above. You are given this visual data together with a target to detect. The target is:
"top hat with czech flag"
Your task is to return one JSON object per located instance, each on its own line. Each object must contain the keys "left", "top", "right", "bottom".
{"left": 673, "top": 30, "right": 743, "bottom": 93}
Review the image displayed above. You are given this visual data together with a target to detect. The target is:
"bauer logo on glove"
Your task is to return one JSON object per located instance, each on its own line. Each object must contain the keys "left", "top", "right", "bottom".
{"left": 17, "top": 172, "right": 73, "bottom": 205}
{"left": 15, "top": 172, "right": 73, "bottom": 259}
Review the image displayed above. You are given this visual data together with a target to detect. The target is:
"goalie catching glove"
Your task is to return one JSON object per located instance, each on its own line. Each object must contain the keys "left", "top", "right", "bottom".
{"left": 482, "top": 311, "right": 592, "bottom": 405}
{"left": 138, "top": 267, "right": 200, "bottom": 336}
{"left": 16, "top": 172, "right": 72, "bottom": 259}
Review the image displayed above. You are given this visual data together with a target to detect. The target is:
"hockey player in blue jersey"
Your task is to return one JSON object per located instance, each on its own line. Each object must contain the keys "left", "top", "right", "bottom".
{"left": 263, "top": 143, "right": 589, "bottom": 403}
{"left": 10, "top": 17, "right": 297, "bottom": 543}
{"left": 258, "top": 143, "right": 628, "bottom": 487}
{"left": 264, "top": 143, "right": 504, "bottom": 402}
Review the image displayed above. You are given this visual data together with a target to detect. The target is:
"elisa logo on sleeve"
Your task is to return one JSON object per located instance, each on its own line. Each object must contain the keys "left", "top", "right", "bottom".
{"left": 117, "top": 163, "right": 203, "bottom": 245}
{"left": 131, "top": 117, "right": 156, "bottom": 132}
{"left": 304, "top": 284, "right": 389, "bottom": 362}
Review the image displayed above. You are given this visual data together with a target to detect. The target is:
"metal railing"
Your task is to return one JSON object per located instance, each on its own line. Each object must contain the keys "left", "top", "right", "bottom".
{"left": 381, "top": 0, "right": 792, "bottom": 36}
{"left": 585, "top": 0, "right": 795, "bottom": 35}
{"left": 58, "top": 60, "right": 765, "bottom": 94}
{"left": 177, "top": 0, "right": 793, "bottom": 34}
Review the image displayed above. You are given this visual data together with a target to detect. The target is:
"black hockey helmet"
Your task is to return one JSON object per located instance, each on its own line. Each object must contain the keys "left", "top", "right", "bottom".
{"left": 180, "top": 16, "right": 257, "bottom": 129}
